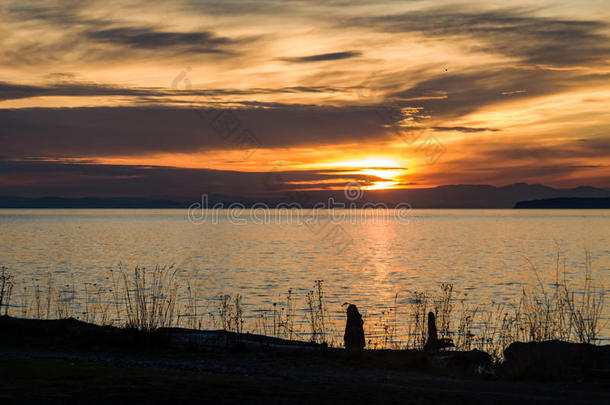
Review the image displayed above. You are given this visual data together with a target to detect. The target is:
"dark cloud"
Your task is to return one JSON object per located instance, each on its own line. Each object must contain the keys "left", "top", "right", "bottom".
{"left": 6, "top": 2, "right": 99, "bottom": 27}
{"left": 480, "top": 138, "right": 610, "bottom": 161}
{"left": 389, "top": 68, "right": 610, "bottom": 120}
{"left": 406, "top": 136, "right": 610, "bottom": 189}
{"left": 432, "top": 126, "right": 500, "bottom": 133}
{"left": 178, "top": 0, "right": 398, "bottom": 17}
{"left": 349, "top": 8, "right": 610, "bottom": 67}
{"left": 414, "top": 160, "right": 610, "bottom": 190}
{"left": 3, "top": 5, "right": 250, "bottom": 63}
{"left": 0, "top": 160, "right": 383, "bottom": 197}
{"left": 84, "top": 27, "right": 233, "bottom": 54}
{"left": 0, "top": 81, "right": 352, "bottom": 102}
{"left": 44, "top": 72, "right": 77, "bottom": 81}
{"left": 0, "top": 82, "right": 156, "bottom": 101}
{"left": 279, "top": 51, "right": 361, "bottom": 63}
{"left": 0, "top": 106, "right": 394, "bottom": 158}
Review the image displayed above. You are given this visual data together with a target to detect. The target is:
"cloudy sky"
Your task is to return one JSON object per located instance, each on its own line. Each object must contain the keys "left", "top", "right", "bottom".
{"left": 1, "top": 0, "right": 609, "bottom": 197}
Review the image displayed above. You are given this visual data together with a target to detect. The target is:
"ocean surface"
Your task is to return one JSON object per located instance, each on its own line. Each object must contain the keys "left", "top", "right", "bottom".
{"left": 1, "top": 209, "right": 608, "bottom": 344}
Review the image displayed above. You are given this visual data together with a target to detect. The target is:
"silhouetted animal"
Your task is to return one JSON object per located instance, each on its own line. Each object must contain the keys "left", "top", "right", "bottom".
{"left": 344, "top": 304, "right": 365, "bottom": 350}
{"left": 424, "top": 311, "right": 454, "bottom": 351}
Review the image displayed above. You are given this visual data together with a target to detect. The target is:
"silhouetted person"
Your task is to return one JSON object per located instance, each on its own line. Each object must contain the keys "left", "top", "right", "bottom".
{"left": 424, "top": 311, "right": 454, "bottom": 351}
{"left": 344, "top": 304, "right": 365, "bottom": 350}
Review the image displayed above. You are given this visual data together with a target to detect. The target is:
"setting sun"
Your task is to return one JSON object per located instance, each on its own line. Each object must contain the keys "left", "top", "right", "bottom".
{"left": 310, "top": 157, "right": 408, "bottom": 190}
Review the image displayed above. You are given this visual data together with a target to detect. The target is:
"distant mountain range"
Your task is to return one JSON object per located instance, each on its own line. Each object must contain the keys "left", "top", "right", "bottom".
{"left": 1, "top": 183, "right": 609, "bottom": 209}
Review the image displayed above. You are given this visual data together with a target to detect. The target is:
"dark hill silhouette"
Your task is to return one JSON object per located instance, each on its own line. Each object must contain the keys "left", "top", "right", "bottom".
{"left": 514, "top": 197, "right": 610, "bottom": 209}
{"left": 1, "top": 183, "right": 609, "bottom": 208}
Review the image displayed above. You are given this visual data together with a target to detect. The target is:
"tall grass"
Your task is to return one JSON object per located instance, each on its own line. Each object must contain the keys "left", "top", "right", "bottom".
{"left": 120, "top": 265, "right": 179, "bottom": 331}
{"left": 375, "top": 292, "right": 400, "bottom": 349}
{"left": 217, "top": 293, "right": 243, "bottom": 333}
{"left": 563, "top": 251, "right": 605, "bottom": 344}
{"left": 434, "top": 283, "right": 453, "bottom": 339}
{"left": 0, "top": 266, "right": 14, "bottom": 315}
{"left": 179, "top": 281, "right": 201, "bottom": 330}
{"left": 455, "top": 297, "right": 477, "bottom": 350}
{"left": 1, "top": 251, "right": 606, "bottom": 356}
{"left": 82, "top": 282, "right": 113, "bottom": 325}
{"left": 271, "top": 289, "right": 296, "bottom": 339}
{"left": 405, "top": 291, "right": 428, "bottom": 349}
{"left": 306, "top": 280, "right": 327, "bottom": 343}
{"left": 518, "top": 251, "right": 605, "bottom": 344}
{"left": 361, "top": 251, "right": 605, "bottom": 361}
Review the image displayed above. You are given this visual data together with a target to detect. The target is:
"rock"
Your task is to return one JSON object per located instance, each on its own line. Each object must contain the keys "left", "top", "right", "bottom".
{"left": 502, "top": 340, "right": 610, "bottom": 380}
{"left": 344, "top": 304, "right": 365, "bottom": 350}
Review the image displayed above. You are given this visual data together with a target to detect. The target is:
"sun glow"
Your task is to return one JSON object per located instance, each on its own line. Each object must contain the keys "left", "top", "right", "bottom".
{"left": 321, "top": 157, "right": 408, "bottom": 190}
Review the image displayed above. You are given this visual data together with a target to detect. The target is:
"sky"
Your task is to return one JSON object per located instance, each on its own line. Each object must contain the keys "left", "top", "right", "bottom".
{"left": 1, "top": 0, "right": 609, "bottom": 197}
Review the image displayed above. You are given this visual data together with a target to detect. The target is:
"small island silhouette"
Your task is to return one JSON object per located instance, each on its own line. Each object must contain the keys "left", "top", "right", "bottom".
{"left": 514, "top": 197, "right": 610, "bottom": 209}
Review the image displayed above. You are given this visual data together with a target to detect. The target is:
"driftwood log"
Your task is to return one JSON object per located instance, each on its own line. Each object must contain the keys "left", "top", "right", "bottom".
{"left": 159, "top": 327, "right": 326, "bottom": 352}
{"left": 424, "top": 312, "right": 454, "bottom": 352}
{"left": 344, "top": 304, "right": 365, "bottom": 350}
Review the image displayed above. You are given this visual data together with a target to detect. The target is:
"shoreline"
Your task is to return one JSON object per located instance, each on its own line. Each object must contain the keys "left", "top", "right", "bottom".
{"left": 1, "top": 315, "right": 609, "bottom": 404}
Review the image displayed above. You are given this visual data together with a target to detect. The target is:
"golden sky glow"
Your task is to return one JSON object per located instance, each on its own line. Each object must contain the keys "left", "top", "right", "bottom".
{"left": 0, "top": 0, "right": 609, "bottom": 196}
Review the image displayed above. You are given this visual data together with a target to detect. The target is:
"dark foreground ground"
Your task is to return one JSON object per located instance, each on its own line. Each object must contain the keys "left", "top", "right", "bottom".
{"left": 1, "top": 317, "right": 608, "bottom": 404}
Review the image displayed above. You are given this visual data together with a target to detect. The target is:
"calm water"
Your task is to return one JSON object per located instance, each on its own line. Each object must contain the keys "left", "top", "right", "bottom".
{"left": 1, "top": 209, "right": 608, "bottom": 342}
